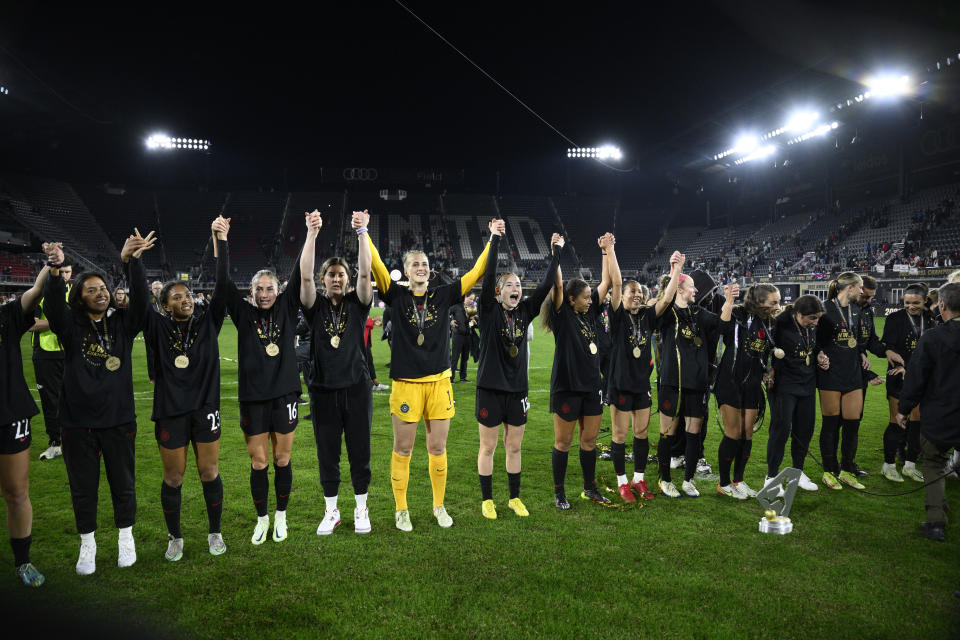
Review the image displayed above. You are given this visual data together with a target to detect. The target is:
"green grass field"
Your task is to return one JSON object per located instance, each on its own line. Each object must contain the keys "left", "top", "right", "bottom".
{"left": 2, "top": 314, "right": 958, "bottom": 639}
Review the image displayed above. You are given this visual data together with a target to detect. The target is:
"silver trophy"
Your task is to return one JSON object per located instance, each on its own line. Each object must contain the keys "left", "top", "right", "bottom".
{"left": 756, "top": 467, "right": 801, "bottom": 534}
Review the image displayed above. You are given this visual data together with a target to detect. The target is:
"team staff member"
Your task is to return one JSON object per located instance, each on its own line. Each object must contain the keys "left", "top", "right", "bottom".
{"left": 450, "top": 293, "right": 474, "bottom": 383}
{"left": 764, "top": 295, "right": 827, "bottom": 493}
{"left": 880, "top": 283, "right": 931, "bottom": 483}
{"left": 219, "top": 216, "right": 309, "bottom": 545}
{"left": 607, "top": 252, "right": 683, "bottom": 502}
{"left": 45, "top": 230, "right": 156, "bottom": 575}
{"left": 145, "top": 280, "right": 163, "bottom": 382}
{"left": 143, "top": 217, "right": 232, "bottom": 562}
{"left": 475, "top": 225, "right": 562, "bottom": 519}
{"left": 28, "top": 260, "right": 72, "bottom": 461}
{"left": 543, "top": 233, "right": 619, "bottom": 509}
{"left": 2, "top": 242, "right": 59, "bottom": 587}
{"left": 896, "top": 282, "right": 960, "bottom": 542}
{"left": 304, "top": 210, "right": 375, "bottom": 536}
{"left": 368, "top": 216, "right": 497, "bottom": 531}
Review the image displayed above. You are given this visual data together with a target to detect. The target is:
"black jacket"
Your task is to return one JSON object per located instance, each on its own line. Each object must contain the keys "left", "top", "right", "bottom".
{"left": 898, "top": 318, "right": 960, "bottom": 445}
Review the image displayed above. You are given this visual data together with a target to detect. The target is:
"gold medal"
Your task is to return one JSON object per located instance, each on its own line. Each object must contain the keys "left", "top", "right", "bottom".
{"left": 632, "top": 346, "right": 642, "bottom": 359}
{"left": 589, "top": 342, "right": 598, "bottom": 355}
{"left": 175, "top": 355, "right": 190, "bottom": 369}
{"left": 693, "top": 336, "right": 703, "bottom": 347}
{"left": 805, "top": 354, "right": 811, "bottom": 366}
{"left": 266, "top": 342, "right": 280, "bottom": 357}
{"left": 773, "top": 348, "right": 785, "bottom": 360}
{"left": 847, "top": 337, "right": 857, "bottom": 349}
{"left": 508, "top": 344, "right": 519, "bottom": 358}
{"left": 330, "top": 335, "right": 341, "bottom": 349}
{"left": 105, "top": 356, "right": 121, "bottom": 371}
{"left": 417, "top": 332, "right": 425, "bottom": 346}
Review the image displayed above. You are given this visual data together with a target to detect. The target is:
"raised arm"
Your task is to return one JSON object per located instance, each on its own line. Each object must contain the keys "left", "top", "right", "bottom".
{"left": 209, "top": 216, "right": 232, "bottom": 323}
{"left": 720, "top": 283, "right": 739, "bottom": 322}
{"left": 121, "top": 228, "right": 157, "bottom": 334}
{"left": 598, "top": 233, "right": 622, "bottom": 312}
{"left": 366, "top": 228, "right": 391, "bottom": 295}
{"left": 300, "top": 210, "right": 321, "bottom": 310}
{"left": 459, "top": 218, "right": 500, "bottom": 295}
{"left": 21, "top": 243, "right": 60, "bottom": 314}
{"left": 530, "top": 234, "right": 563, "bottom": 313}
{"left": 480, "top": 230, "right": 502, "bottom": 307}
{"left": 44, "top": 250, "right": 72, "bottom": 337}
{"left": 352, "top": 209, "right": 373, "bottom": 305}
{"left": 551, "top": 256, "right": 564, "bottom": 311}
{"left": 653, "top": 251, "right": 685, "bottom": 316}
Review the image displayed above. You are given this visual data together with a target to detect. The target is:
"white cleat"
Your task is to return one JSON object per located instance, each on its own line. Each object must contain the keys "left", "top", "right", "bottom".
{"left": 272, "top": 510, "right": 288, "bottom": 542}
{"left": 433, "top": 505, "right": 453, "bottom": 528}
{"left": 39, "top": 445, "right": 62, "bottom": 460}
{"left": 251, "top": 515, "right": 270, "bottom": 545}
{"left": 208, "top": 533, "right": 226, "bottom": 556}
{"left": 681, "top": 480, "right": 700, "bottom": 497}
{"left": 164, "top": 535, "right": 183, "bottom": 562}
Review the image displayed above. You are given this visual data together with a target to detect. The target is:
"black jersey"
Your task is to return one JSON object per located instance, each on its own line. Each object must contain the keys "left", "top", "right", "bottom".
{"left": 657, "top": 303, "right": 721, "bottom": 391}
{"left": 717, "top": 307, "right": 774, "bottom": 388}
{"left": 770, "top": 312, "right": 817, "bottom": 394}
{"left": 0, "top": 298, "right": 40, "bottom": 425}
{"left": 144, "top": 255, "right": 228, "bottom": 420}
{"left": 304, "top": 290, "right": 371, "bottom": 391}
{"left": 882, "top": 309, "right": 932, "bottom": 370}
{"left": 549, "top": 289, "right": 603, "bottom": 393}
{"left": 476, "top": 235, "right": 558, "bottom": 393}
{"left": 607, "top": 305, "right": 656, "bottom": 392}
{"left": 857, "top": 303, "right": 886, "bottom": 358}
{"left": 815, "top": 298, "right": 863, "bottom": 391}
{"left": 221, "top": 241, "right": 302, "bottom": 402}
{"left": 44, "top": 259, "right": 148, "bottom": 429}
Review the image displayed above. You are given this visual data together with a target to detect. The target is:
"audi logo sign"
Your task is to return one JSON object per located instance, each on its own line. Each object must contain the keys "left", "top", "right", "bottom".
{"left": 342, "top": 168, "right": 379, "bottom": 181}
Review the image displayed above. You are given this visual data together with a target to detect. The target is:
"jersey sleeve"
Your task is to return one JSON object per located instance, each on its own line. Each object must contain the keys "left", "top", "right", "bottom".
{"left": 367, "top": 235, "right": 392, "bottom": 298}
{"left": 459, "top": 241, "right": 491, "bottom": 295}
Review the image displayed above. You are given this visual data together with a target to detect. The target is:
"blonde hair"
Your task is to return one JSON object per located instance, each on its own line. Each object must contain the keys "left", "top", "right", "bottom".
{"left": 827, "top": 271, "right": 861, "bottom": 300}
{"left": 250, "top": 269, "right": 280, "bottom": 291}
{"left": 402, "top": 250, "right": 428, "bottom": 271}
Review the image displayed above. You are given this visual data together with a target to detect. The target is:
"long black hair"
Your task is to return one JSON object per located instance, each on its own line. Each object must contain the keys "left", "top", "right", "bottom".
{"left": 67, "top": 271, "right": 115, "bottom": 319}
{"left": 540, "top": 278, "right": 589, "bottom": 332}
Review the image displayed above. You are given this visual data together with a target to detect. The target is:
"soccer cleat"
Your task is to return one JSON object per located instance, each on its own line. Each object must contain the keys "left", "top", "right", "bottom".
{"left": 117, "top": 534, "right": 136, "bottom": 568}
{"left": 508, "top": 497, "right": 529, "bottom": 516}
{"left": 852, "top": 462, "right": 869, "bottom": 477}
{"left": 372, "top": 382, "right": 390, "bottom": 391}
{"left": 696, "top": 458, "right": 713, "bottom": 475}
{"left": 919, "top": 521, "right": 945, "bottom": 542}
{"left": 38, "top": 445, "right": 62, "bottom": 461}
{"left": 822, "top": 472, "right": 843, "bottom": 490}
{"left": 581, "top": 488, "right": 611, "bottom": 505}
{"left": 617, "top": 483, "right": 637, "bottom": 503}
{"left": 354, "top": 507, "right": 371, "bottom": 534}
{"left": 670, "top": 456, "right": 685, "bottom": 469}
{"left": 797, "top": 471, "right": 819, "bottom": 491}
{"left": 395, "top": 509, "right": 413, "bottom": 532}
{"left": 208, "top": 533, "right": 226, "bottom": 556}
{"left": 901, "top": 463, "right": 924, "bottom": 482}
{"left": 251, "top": 515, "right": 270, "bottom": 545}
{"left": 629, "top": 480, "right": 655, "bottom": 500}
{"left": 554, "top": 492, "right": 571, "bottom": 510}
{"left": 717, "top": 483, "right": 747, "bottom": 500}
{"left": 316, "top": 508, "right": 341, "bottom": 535}
{"left": 481, "top": 499, "right": 498, "bottom": 519}
{"left": 838, "top": 471, "right": 865, "bottom": 490}
{"left": 735, "top": 481, "right": 758, "bottom": 498}
{"left": 659, "top": 480, "right": 681, "bottom": 498}
{"left": 763, "top": 477, "right": 785, "bottom": 498}
{"left": 681, "top": 480, "right": 700, "bottom": 498}
{"left": 164, "top": 535, "right": 183, "bottom": 562}
{"left": 76, "top": 539, "right": 96, "bottom": 575}
{"left": 16, "top": 563, "right": 44, "bottom": 587}
{"left": 881, "top": 463, "right": 904, "bottom": 483}
{"left": 433, "top": 505, "right": 454, "bottom": 528}
{"left": 272, "top": 511, "right": 288, "bottom": 542}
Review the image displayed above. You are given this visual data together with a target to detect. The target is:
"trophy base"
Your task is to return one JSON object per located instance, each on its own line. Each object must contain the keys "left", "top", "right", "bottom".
{"left": 758, "top": 516, "right": 793, "bottom": 535}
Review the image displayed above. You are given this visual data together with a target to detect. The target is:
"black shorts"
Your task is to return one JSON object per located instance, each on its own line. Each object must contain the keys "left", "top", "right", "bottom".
{"left": 551, "top": 390, "right": 603, "bottom": 421}
{"left": 476, "top": 387, "right": 529, "bottom": 427}
{"left": 610, "top": 388, "right": 652, "bottom": 412}
{"left": 886, "top": 373, "right": 903, "bottom": 400}
{"left": 0, "top": 418, "right": 32, "bottom": 455}
{"left": 155, "top": 409, "right": 222, "bottom": 450}
{"left": 658, "top": 386, "right": 707, "bottom": 419}
{"left": 240, "top": 392, "right": 300, "bottom": 436}
{"left": 714, "top": 378, "right": 764, "bottom": 411}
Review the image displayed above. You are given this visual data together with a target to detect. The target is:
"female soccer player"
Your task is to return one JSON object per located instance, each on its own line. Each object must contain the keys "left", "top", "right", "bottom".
{"left": 1, "top": 242, "right": 59, "bottom": 586}
{"left": 607, "top": 252, "right": 683, "bottom": 502}
{"left": 218, "top": 215, "right": 309, "bottom": 544}
{"left": 143, "top": 217, "right": 232, "bottom": 561}
{"left": 816, "top": 271, "right": 870, "bottom": 490}
{"left": 475, "top": 226, "right": 563, "bottom": 518}
{"left": 764, "top": 295, "right": 827, "bottom": 493}
{"left": 880, "top": 283, "right": 932, "bottom": 482}
{"left": 714, "top": 284, "right": 781, "bottom": 499}
{"left": 304, "top": 210, "right": 375, "bottom": 535}
{"left": 367, "top": 216, "right": 498, "bottom": 531}
{"left": 543, "top": 233, "right": 619, "bottom": 509}
{"left": 45, "top": 230, "right": 156, "bottom": 575}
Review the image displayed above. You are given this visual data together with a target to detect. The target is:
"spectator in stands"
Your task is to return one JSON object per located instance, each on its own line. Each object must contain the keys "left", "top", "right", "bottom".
{"left": 113, "top": 287, "right": 128, "bottom": 309}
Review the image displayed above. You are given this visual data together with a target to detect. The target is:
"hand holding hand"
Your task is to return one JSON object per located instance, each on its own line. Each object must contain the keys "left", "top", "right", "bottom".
{"left": 352, "top": 209, "right": 370, "bottom": 231}
{"left": 723, "top": 283, "right": 740, "bottom": 300}
{"left": 305, "top": 210, "right": 322, "bottom": 235}
{"left": 551, "top": 233, "right": 565, "bottom": 249}
{"left": 895, "top": 413, "right": 907, "bottom": 429}
{"left": 817, "top": 351, "right": 830, "bottom": 370}
{"left": 488, "top": 218, "right": 504, "bottom": 236}
{"left": 860, "top": 354, "right": 872, "bottom": 371}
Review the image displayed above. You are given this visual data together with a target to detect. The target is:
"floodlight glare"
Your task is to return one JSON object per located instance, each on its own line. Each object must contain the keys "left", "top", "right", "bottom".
{"left": 566, "top": 145, "right": 623, "bottom": 160}
{"left": 865, "top": 74, "right": 911, "bottom": 97}
{"left": 785, "top": 110, "right": 819, "bottom": 133}
{"left": 733, "top": 134, "right": 758, "bottom": 153}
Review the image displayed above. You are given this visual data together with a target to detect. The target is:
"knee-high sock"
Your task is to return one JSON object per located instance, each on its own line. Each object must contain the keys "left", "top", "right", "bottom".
{"left": 10, "top": 536, "right": 31, "bottom": 567}
{"left": 658, "top": 434, "right": 673, "bottom": 482}
{"left": 633, "top": 437, "right": 649, "bottom": 473}
{"left": 733, "top": 439, "right": 753, "bottom": 483}
{"left": 428, "top": 452, "right": 448, "bottom": 508}
{"left": 819, "top": 415, "right": 841, "bottom": 474}
{"left": 250, "top": 466, "right": 269, "bottom": 517}
{"left": 684, "top": 433, "right": 700, "bottom": 481}
{"left": 274, "top": 463, "right": 292, "bottom": 512}
{"left": 552, "top": 448, "right": 569, "bottom": 493}
{"left": 717, "top": 436, "right": 739, "bottom": 486}
{"left": 479, "top": 474, "right": 493, "bottom": 501}
{"left": 161, "top": 481, "right": 182, "bottom": 538}
{"left": 840, "top": 418, "right": 860, "bottom": 472}
{"left": 882, "top": 422, "right": 902, "bottom": 465}
{"left": 507, "top": 471, "right": 521, "bottom": 499}
{"left": 579, "top": 447, "right": 597, "bottom": 490}
{"left": 611, "top": 441, "right": 626, "bottom": 476}
{"left": 905, "top": 421, "right": 921, "bottom": 463}
{"left": 390, "top": 451, "right": 411, "bottom": 511}
{"left": 201, "top": 475, "right": 223, "bottom": 534}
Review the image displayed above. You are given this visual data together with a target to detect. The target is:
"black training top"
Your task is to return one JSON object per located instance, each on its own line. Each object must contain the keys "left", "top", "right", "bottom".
{"left": 476, "top": 234, "right": 558, "bottom": 393}
{"left": 657, "top": 303, "right": 720, "bottom": 391}
{"left": 0, "top": 298, "right": 40, "bottom": 425}
{"left": 44, "top": 258, "right": 148, "bottom": 429}
{"left": 549, "top": 289, "right": 603, "bottom": 393}
{"left": 770, "top": 311, "right": 817, "bottom": 395}
{"left": 881, "top": 309, "right": 932, "bottom": 370}
{"left": 304, "top": 290, "right": 371, "bottom": 391}
{"left": 898, "top": 318, "right": 960, "bottom": 443}
{"left": 221, "top": 241, "right": 302, "bottom": 402}
{"left": 607, "top": 304, "right": 656, "bottom": 393}
{"left": 815, "top": 298, "right": 864, "bottom": 391}
{"left": 858, "top": 303, "right": 887, "bottom": 358}
{"left": 144, "top": 248, "right": 228, "bottom": 420}
{"left": 717, "top": 307, "right": 773, "bottom": 389}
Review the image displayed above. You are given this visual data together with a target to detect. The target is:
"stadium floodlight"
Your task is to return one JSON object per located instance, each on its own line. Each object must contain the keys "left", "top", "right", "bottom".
{"left": 733, "top": 134, "right": 758, "bottom": 154}
{"left": 566, "top": 144, "right": 623, "bottom": 160}
{"left": 733, "top": 144, "right": 776, "bottom": 166}
{"left": 146, "top": 133, "right": 211, "bottom": 151}
{"left": 785, "top": 110, "right": 819, "bottom": 133}
{"left": 0, "top": 86, "right": 8, "bottom": 95}
{"left": 865, "top": 74, "right": 911, "bottom": 98}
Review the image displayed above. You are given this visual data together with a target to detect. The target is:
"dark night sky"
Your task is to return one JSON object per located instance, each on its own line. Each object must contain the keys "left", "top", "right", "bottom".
{"left": 0, "top": 1, "right": 958, "bottom": 185}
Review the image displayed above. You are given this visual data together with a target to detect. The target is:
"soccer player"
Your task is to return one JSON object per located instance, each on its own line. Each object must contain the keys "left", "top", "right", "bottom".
{"left": 44, "top": 230, "right": 156, "bottom": 575}
{"left": 475, "top": 225, "right": 562, "bottom": 518}
{"left": 143, "top": 216, "right": 231, "bottom": 561}
{"left": 853, "top": 274, "right": 892, "bottom": 477}
{"left": 367, "top": 215, "right": 497, "bottom": 531}
{"left": 607, "top": 252, "right": 683, "bottom": 502}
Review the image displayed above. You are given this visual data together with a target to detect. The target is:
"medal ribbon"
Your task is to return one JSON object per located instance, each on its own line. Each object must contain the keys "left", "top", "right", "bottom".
{"left": 502, "top": 307, "right": 522, "bottom": 352}
{"left": 256, "top": 311, "right": 276, "bottom": 346}
{"left": 176, "top": 316, "right": 196, "bottom": 355}
{"left": 328, "top": 297, "right": 346, "bottom": 339}
{"left": 89, "top": 318, "right": 112, "bottom": 356}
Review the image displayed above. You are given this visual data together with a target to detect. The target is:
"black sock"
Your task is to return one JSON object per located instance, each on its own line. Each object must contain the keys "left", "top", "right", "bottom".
{"left": 840, "top": 419, "right": 860, "bottom": 472}
{"left": 633, "top": 437, "right": 649, "bottom": 473}
{"left": 905, "top": 421, "right": 921, "bottom": 463}
{"left": 733, "top": 439, "right": 753, "bottom": 483}
{"left": 202, "top": 475, "right": 224, "bottom": 534}
{"left": 160, "top": 481, "right": 183, "bottom": 538}
{"left": 718, "top": 436, "right": 738, "bottom": 486}
{"left": 819, "top": 415, "right": 841, "bottom": 474}
{"left": 658, "top": 434, "right": 673, "bottom": 482}
{"left": 10, "top": 536, "right": 31, "bottom": 567}
{"left": 611, "top": 441, "right": 626, "bottom": 476}
{"left": 579, "top": 447, "right": 597, "bottom": 491}
{"left": 250, "top": 466, "right": 269, "bottom": 517}
{"left": 274, "top": 463, "right": 292, "bottom": 511}
{"left": 479, "top": 473, "right": 493, "bottom": 501}
{"left": 684, "top": 432, "right": 700, "bottom": 481}
{"left": 507, "top": 472, "right": 521, "bottom": 499}
{"left": 882, "top": 422, "right": 901, "bottom": 464}
{"left": 551, "top": 448, "right": 568, "bottom": 494}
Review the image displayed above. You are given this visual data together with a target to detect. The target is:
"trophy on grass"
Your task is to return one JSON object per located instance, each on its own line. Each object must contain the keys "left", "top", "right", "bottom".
{"left": 756, "top": 467, "right": 801, "bottom": 535}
